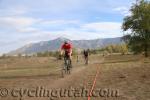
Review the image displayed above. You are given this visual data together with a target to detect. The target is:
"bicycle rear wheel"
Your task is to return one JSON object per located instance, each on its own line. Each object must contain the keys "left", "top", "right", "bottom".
{"left": 66, "top": 59, "right": 71, "bottom": 74}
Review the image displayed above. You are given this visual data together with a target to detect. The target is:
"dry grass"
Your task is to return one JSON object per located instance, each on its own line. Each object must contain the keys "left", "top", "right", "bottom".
{"left": 0, "top": 54, "right": 149, "bottom": 100}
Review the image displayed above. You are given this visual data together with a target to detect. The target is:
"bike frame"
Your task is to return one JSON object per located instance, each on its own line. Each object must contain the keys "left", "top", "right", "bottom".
{"left": 64, "top": 55, "right": 71, "bottom": 71}
{"left": 61, "top": 55, "right": 71, "bottom": 78}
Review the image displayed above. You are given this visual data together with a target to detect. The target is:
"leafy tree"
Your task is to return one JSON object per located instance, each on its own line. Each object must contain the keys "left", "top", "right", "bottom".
{"left": 122, "top": 0, "right": 150, "bottom": 57}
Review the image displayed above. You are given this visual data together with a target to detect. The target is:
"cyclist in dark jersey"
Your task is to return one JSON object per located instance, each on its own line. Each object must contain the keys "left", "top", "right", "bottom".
{"left": 83, "top": 49, "right": 89, "bottom": 65}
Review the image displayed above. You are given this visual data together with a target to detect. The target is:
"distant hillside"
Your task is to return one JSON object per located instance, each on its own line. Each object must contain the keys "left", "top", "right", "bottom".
{"left": 8, "top": 37, "right": 122, "bottom": 55}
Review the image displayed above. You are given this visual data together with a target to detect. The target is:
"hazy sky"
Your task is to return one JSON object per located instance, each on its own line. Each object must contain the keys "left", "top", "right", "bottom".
{"left": 0, "top": 0, "right": 135, "bottom": 54}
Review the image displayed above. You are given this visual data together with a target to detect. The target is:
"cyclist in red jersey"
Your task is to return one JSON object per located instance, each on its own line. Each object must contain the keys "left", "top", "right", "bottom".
{"left": 60, "top": 41, "right": 73, "bottom": 66}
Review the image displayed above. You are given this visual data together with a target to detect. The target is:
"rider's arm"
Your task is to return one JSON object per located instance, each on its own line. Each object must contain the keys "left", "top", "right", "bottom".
{"left": 60, "top": 44, "right": 64, "bottom": 55}
{"left": 60, "top": 49, "right": 64, "bottom": 55}
{"left": 69, "top": 44, "right": 73, "bottom": 56}
{"left": 70, "top": 49, "right": 72, "bottom": 55}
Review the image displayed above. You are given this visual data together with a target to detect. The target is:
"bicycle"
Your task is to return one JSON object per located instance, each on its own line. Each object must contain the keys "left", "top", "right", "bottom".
{"left": 61, "top": 53, "right": 72, "bottom": 78}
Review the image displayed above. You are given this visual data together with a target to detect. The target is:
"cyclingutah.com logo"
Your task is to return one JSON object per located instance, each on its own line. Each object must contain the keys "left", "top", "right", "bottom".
{"left": 0, "top": 86, "right": 120, "bottom": 100}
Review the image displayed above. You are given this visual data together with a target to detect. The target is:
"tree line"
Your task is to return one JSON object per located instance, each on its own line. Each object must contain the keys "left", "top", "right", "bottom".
{"left": 88, "top": 44, "right": 128, "bottom": 55}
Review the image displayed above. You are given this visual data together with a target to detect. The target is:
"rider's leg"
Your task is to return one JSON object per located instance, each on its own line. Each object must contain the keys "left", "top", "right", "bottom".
{"left": 86, "top": 56, "right": 89, "bottom": 64}
{"left": 64, "top": 56, "right": 66, "bottom": 64}
{"left": 85, "top": 56, "right": 88, "bottom": 65}
{"left": 69, "top": 55, "right": 72, "bottom": 68}
{"left": 64, "top": 56, "right": 67, "bottom": 69}
{"left": 84, "top": 56, "right": 87, "bottom": 64}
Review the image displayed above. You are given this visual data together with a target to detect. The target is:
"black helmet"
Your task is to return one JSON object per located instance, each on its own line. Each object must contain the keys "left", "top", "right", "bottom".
{"left": 64, "top": 40, "right": 68, "bottom": 44}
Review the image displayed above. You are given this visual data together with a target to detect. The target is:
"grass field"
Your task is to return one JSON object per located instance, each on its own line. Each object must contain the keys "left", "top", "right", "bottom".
{"left": 0, "top": 54, "right": 149, "bottom": 100}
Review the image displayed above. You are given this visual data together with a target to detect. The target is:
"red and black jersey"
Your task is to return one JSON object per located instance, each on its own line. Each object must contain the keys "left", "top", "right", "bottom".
{"left": 61, "top": 43, "right": 72, "bottom": 53}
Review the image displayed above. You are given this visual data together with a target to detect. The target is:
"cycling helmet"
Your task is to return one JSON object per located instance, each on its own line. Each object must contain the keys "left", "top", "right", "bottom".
{"left": 64, "top": 40, "right": 68, "bottom": 44}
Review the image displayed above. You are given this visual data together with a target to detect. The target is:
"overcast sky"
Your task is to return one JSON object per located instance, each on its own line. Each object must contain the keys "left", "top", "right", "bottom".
{"left": 0, "top": 0, "right": 135, "bottom": 54}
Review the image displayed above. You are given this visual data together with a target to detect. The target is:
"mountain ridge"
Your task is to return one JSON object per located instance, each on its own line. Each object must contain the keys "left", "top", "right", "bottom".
{"left": 8, "top": 37, "right": 122, "bottom": 55}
